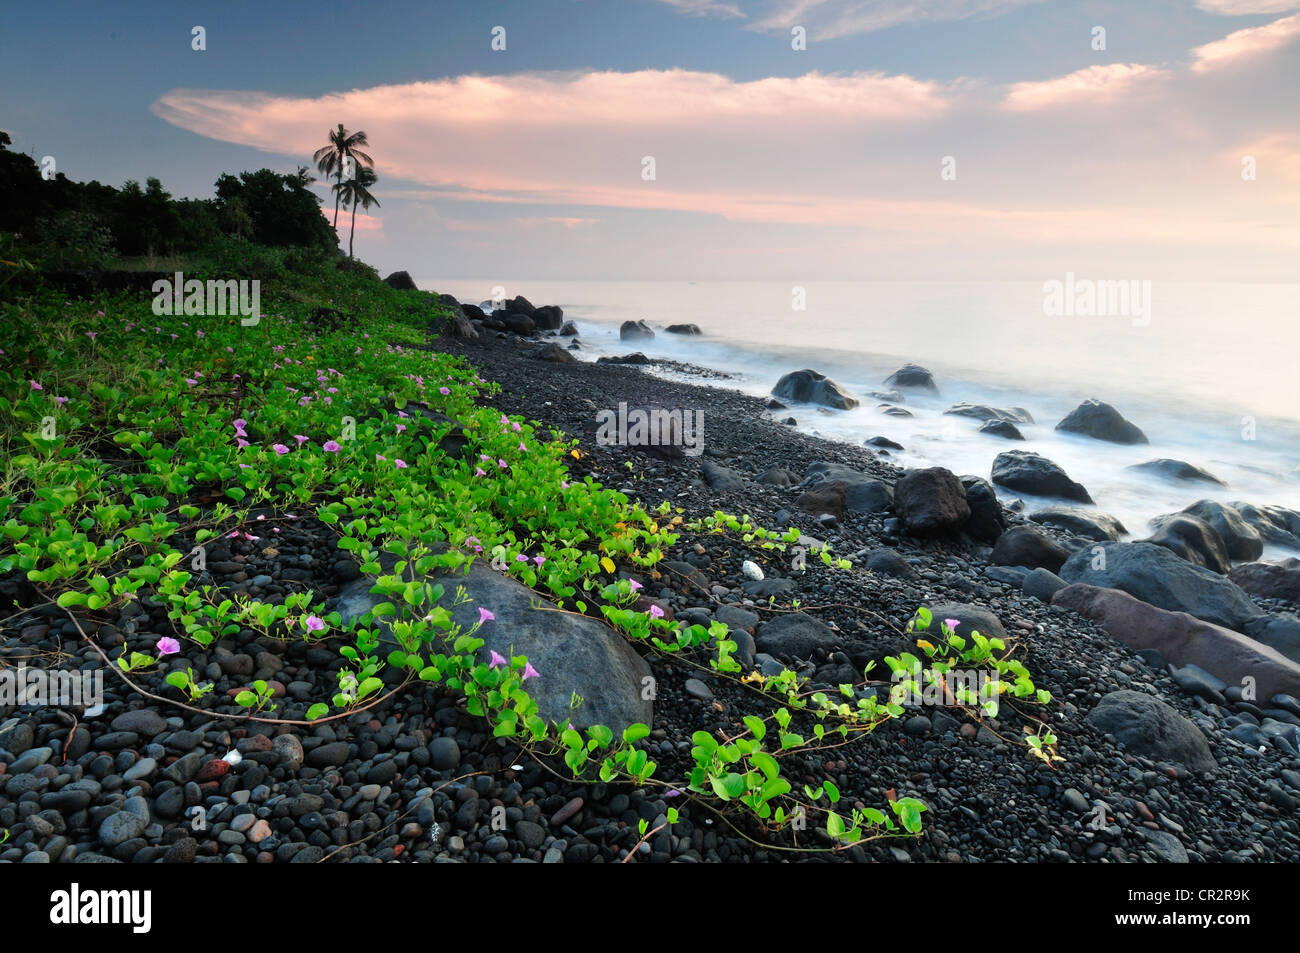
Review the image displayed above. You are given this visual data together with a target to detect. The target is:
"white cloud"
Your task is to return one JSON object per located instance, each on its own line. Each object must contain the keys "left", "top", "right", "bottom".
{"left": 1191, "top": 12, "right": 1300, "bottom": 71}
{"left": 656, "top": 0, "right": 745, "bottom": 18}
{"left": 1001, "top": 63, "right": 1168, "bottom": 111}
{"left": 1195, "top": 0, "right": 1299, "bottom": 14}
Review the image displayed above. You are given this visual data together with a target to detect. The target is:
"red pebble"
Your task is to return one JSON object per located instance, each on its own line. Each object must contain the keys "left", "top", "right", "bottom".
{"left": 196, "top": 759, "right": 230, "bottom": 781}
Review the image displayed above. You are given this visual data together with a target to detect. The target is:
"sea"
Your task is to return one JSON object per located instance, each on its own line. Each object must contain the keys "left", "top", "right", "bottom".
{"left": 421, "top": 279, "right": 1300, "bottom": 558}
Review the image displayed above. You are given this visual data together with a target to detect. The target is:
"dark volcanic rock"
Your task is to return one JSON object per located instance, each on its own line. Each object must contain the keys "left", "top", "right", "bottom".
{"left": 894, "top": 467, "right": 970, "bottom": 535}
{"left": 1056, "top": 584, "right": 1300, "bottom": 695}
{"left": 1085, "top": 690, "right": 1215, "bottom": 772}
{"left": 944, "top": 403, "right": 1032, "bottom": 424}
{"left": 771, "top": 369, "right": 859, "bottom": 410}
{"left": 755, "top": 613, "right": 837, "bottom": 660}
{"left": 924, "top": 603, "right": 1008, "bottom": 641}
{"left": 800, "top": 463, "right": 892, "bottom": 513}
{"left": 665, "top": 323, "right": 701, "bottom": 335}
{"left": 1146, "top": 514, "right": 1231, "bottom": 574}
{"left": 1059, "top": 542, "right": 1263, "bottom": 630}
{"left": 1183, "top": 501, "right": 1263, "bottom": 561}
{"left": 532, "top": 304, "right": 564, "bottom": 330}
{"left": 383, "top": 271, "right": 417, "bottom": 291}
{"left": 1029, "top": 506, "right": 1127, "bottom": 542}
{"left": 883, "top": 364, "right": 938, "bottom": 394}
{"left": 1129, "top": 459, "right": 1227, "bottom": 487}
{"left": 796, "top": 482, "right": 847, "bottom": 520}
{"left": 991, "top": 450, "right": 1092, "bottom": 504}
{"left": 533, "top": 342, "right": 576, "bottom": 363}
{"left": 991, "top": 525, "right": 1070, "bottom": 572}
{"left": 336, "top": 562, "right": 652, "bottom": 733}
{"left": 1230, "top": 560, "right": 1300, "bottom": 602}
{"left": 978, "top": 419, "right": 1024, "bottom": 440}
{"left": 504, "top": 313, "right": 536, "bottom": 336}
{"left": 1055, "top": 399, "right": 1148, "bottom": 444}
{"left": 961, "top": 475, "right": 1007, "bottom": 543}
{"left": 620, "top": 320, "right": 655, "bottom": 341}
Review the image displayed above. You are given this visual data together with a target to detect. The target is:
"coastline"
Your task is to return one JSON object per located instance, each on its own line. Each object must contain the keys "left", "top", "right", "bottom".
{"left": 420, "top": 297, "right": 1300, "bottom": 862}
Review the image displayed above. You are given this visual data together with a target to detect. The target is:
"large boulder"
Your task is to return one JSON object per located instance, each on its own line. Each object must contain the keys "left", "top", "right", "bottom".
{"left": 335, "top": 563, "right": 652, "bottom": 733}
{"left": 1029, "top": 506, "right": 1127, "bottom": 542}
{"left": 1023, "top": 568, "right": 1068, "bottom": 603}
{"left": 944, "top": 403, "right": 1033, "bottom": 424}
{"left": 620, "top": 319, "right": 655, "bottom": 341}
{"left": 1055, "top": 399, "right": 1148, "bottom": 444}
{"left": 532, "top": 305, "right": 564, "bottom": 330}
{"left": 1232, "top": 503, "right": 1300, "bottom": 551}
{"left": 961, "top": 475, "right": 1007, "bottom": 543}
{"left": 1244, "top": 615, "right": 1300, "bottom": 663}
{"left": 383, "top": 271, "right": 418, "bottom": 291}
{"left": 1229, "top": 559, "right": 1300, "bottom": 602}
{"left": 800, "top": 463, "right": 892, "bottom": 513}
{"left": 771, "top": 369, "right": 860, "bottom": 410}
{"left": 991, "top": 450, "right": 1093, "bottom": 503}
{"left": 1128, "top": 459, "right": 1227, "bottom": 487}
{"left": 1055, "top": 584, "right": 1300, "bottom": 700}
{"left": 894, "top": 467, "right": 971, "bottom": 535}
{"left": 442, "top": 313, "right": 479, "bottom": 339}
{"left": 1146, "top": 514, "right": 1231, "bottom": 574}
{"left": 506, "top": 295, "right": 537, "bottom": 317}
{"left": 755, "top": 613, "right": 837, "bottom": 660}
{"left": 923, "top": 603, "right": 1009, "bottom": 642}
{"left": 532, "top": 342, "right": 576, "bottom": 364}
{"left": 978, "top": 419, "right": 1024, "bottom": 440}
{"left": 883, "top": 364, "right": 938, "bottom": 393}
{"left": 1084, "top": 690, "right": 1215, "bottom": 772}
{"left": 503, "top": 313, "right": 536, "bottom": 336}
{"left": 1059, "top": 542, "right": 1263, "bottom": 630}
{"left": 795, "top": 482, "right": 847, "bottom": 520}
{"left": 460, "top": 302, "right": 488, "bottom": 322}
{"left": 665, "top": 323, "right": 701, "bottom": 335}
{"left": 1182, "top": 501, "right": 1263, "bottom": 561}
{"left": 990, "top": 525, "right": 1070, "bottom": 573}
{"left": 701, "top": 460, "right": 747, "bottom": 492}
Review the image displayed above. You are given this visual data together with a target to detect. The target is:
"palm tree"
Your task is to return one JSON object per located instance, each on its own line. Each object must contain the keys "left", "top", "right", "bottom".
{"left": 312, "top": 125, "right": 373, "bottom": 228}
{"left": 334, "top": 166, "right": 380, "bottom": 258}
{"left": 291, "top": 165, "right": 315, "bottom": 188}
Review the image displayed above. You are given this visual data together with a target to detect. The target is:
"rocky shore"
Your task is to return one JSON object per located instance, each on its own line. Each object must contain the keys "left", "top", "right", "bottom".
{"left": 3, "top": 287, "right": 1300, "bottom": 865}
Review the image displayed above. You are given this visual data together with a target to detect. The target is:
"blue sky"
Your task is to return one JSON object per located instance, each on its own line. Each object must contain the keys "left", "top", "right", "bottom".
{"left": 3, "top": 0, "right": 1298, "bottom": 279}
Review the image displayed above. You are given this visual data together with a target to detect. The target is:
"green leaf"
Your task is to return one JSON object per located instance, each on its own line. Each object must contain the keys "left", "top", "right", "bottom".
{"left": 305, "top": 703, "right": 329, "bottom": 720}
{"left": 622, "top": 722, "right": 650, "bottom": 743}
{"left": 742, "top": 715, "right": 766, "bottom": 741}
{"left": 750, "top": 751, "right": 779, "bottom": 782}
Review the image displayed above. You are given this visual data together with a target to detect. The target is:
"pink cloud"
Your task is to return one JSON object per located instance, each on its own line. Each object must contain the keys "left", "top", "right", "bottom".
{"left": 1191, "top": 12, "right": 1300, "bottom": 72}
{"left": 1001, "top": 63, "right": 1169, "bottom": 111}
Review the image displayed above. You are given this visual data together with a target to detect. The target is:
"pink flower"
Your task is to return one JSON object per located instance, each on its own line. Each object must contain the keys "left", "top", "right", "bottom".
{"left": 323, "top": 440, "right": 341, "bottom": 453}
{"left": 475, "top": 467, "right": 486, "bottom": 477}
{"left": 156, "top": 637, "right": 180, "bottom": 656}
{"left": 184, "top": 378, "right": 197, "bottom": 387}
{"left": 497, "top": 459, "right": 507, "bottom": 469}
{"left": 234, "top": 418, "right": 247, "bottom": 429}
{"left": 512, "top": 422, "right": 521, "bottom": 432}
{"left": 96, "top": 310, "right": 104, "bottom": 317}
{"left": 560, "top": 480, "right": 570, "bottom": 489}
{"left": 649, "top": 604, "right": 665, "bottom": 620}
{"left": 304, "top": 615, "right": 326, "bottom": 633}
{"left": 515, "top": 554, "right": 528, "bottom": 563}
{"left": 518, "top": 442, "right": 527, "bottom": 452}
{"left": 665, "top": 789, "right": 682, "bottom": 798}
{"left": 394, "top": 459, "right": 408, "bottom": 469}
{"left": 236, "top": 438, "right": 250, "bottom": 449}
{"left": 479, "top": 608, "right": 495, "bottom": 625}
{"left": 629, "top": 580, "right": 642, "bottom": 591}
{"left": 395, "top": 424, "right": 406, "bottom": 434}
{"left": 522, "top": 662, "right": 539, "bottom": 680}
{"left": 376, "top": 454, "right": 387, "bottom": 462}
{"left": 488, "top": 649, "right": 507, "bottom": 669}
{"left": 29, "top": 380, "right": 42, "bottom": 391}
{"left": 86, "top": 331, "right": 97, "bottom": 341}
{"left": 533, "top": 556, "right": 545, "bottom": 566}
{"left": 272, "top": 444, "right": 289, "bottom": 455}
{"left": 54, "top": 396, "right": 69, "bottom": 407}
{"left": 943, "top": 618, "right": 961, "bottom": 632}
{"left": 294, "top": 434, "right": 308, "bottom": 446}
{"left": 439, "top": 387, "right": 450, "bottom": 396}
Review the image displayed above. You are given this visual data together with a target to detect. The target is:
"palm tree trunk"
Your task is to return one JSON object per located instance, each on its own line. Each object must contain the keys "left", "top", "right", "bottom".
{"left": 349, "top": 199, "right": 357, "bottom": 258}
{"left": 333, "top": 166, "right": 342, "bottom": 228}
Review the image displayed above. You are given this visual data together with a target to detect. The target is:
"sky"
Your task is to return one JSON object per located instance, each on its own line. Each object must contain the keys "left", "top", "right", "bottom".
{"left": 2, "top": 0, "right": 1298, "bottom": 280}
